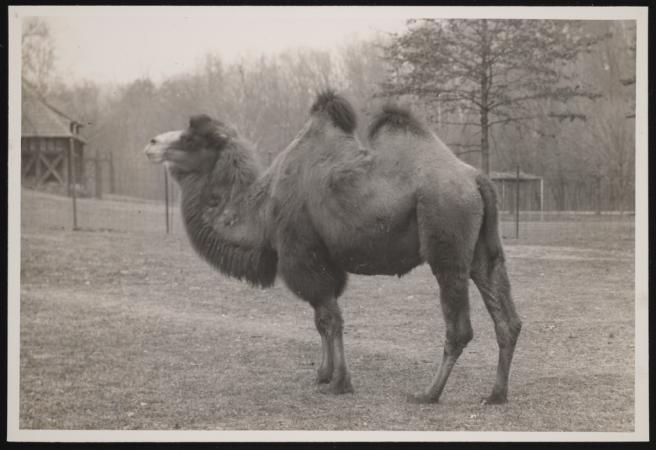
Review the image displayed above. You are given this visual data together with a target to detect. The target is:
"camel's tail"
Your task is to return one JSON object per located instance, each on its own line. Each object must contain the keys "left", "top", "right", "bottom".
{"left": 476, "top": 173, "right": 505, "bottom": 264}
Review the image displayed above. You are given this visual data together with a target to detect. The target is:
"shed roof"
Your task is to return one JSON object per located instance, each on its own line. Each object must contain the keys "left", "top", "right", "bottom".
{"left": 489, "top": 170, "right": 542, "bottom": 181}
{"left": 21, "top": 92, "right": 86, "bottom": 143}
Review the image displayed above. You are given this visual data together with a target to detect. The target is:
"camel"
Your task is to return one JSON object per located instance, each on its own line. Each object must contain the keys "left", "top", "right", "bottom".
{"left": 144, "top": 91, "right": 522, "bottom": 404}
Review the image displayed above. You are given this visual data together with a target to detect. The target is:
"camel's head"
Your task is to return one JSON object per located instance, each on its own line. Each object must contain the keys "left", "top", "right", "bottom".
{"left": 144, "top": 115, "right": 236, "bottom": 176}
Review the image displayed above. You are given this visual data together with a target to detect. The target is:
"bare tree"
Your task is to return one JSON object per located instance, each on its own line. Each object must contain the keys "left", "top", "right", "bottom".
{"left": 22, "top": 18, "right": 56, "bottom": 96}
{"left": 573, "top": 21, "right": 636, "bottom": 213}
{"left": 381, "top": 19, "right": 606, "bottom": 175}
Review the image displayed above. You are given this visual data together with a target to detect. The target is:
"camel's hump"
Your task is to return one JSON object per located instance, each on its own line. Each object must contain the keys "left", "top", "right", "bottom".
{"left": 310, "top": 90, "right": 357, "bottom": 134}
{"left": 368, "top": 104, "right": 429, "bottom": 140}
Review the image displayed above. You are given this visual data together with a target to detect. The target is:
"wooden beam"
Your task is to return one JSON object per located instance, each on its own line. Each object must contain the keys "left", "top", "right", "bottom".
{"left": 35, "top": 145, "right": 41, "bottom": 184}
{"left": 69, "top": 138, "right": 78, "bottom": 230}
{"left": 37, "top": 152, "right": 65, "bottom": 185}
{"left": 22, "top": 153, "right": 37, "bottom": 177}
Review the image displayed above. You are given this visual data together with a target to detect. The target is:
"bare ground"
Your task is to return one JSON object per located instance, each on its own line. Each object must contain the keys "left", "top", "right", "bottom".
{"left": 18, "top": 189, "right": 635, "bottom": 431}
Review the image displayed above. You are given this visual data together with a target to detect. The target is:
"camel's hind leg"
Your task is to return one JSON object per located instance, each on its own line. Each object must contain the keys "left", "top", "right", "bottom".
{"left": 471, "top": 244, "right": 522, "bottom": 404}
{"left": 314, "top": 306, "right": 334, "bottom": 384}
{"left": 411, "top": 191, "right": 478, "bottom": 403}
{"left": 409, "top": 269, "right": 473, "bottom": 404}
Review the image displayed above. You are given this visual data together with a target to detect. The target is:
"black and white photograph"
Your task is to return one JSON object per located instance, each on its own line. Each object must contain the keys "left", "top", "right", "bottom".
{"left": 7, "top": 5, "right": 648, "bottom": 442}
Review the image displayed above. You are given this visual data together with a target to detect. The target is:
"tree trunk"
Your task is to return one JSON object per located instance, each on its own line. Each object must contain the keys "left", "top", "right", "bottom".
{"left": 480, "top": 109, "right": 490, "bottom": 175}
{"left": 109, "top": 151, "right": 115, "bottom": 194}
{"left": 556, "top": 176, "right": 566, "bottom": 211}
{"left": 480, "top": 19, "right": 491, "bottom": 175}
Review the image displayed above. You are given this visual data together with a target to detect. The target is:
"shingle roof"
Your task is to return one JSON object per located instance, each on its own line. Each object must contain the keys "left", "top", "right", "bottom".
{"left": 21, "top": 93, "right": 86, "bottom": 143}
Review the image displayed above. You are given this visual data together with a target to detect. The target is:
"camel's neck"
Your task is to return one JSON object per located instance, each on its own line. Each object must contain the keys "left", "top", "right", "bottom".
{"left": 176, "top": 141, "right": 278, "bottom": 287}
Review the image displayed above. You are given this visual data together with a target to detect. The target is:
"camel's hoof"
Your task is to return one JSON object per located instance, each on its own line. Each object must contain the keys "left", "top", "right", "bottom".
{"left": 481, "top": 393, "right": 507, "bottom": 405}
{"left": 320, "top": 376, "right": 354, "bottom": 395}
{"left": 406, "top": 392, "right": 438, "bottom": 404}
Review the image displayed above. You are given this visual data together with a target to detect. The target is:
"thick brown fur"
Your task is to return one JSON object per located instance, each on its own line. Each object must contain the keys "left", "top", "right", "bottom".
{"left": 310, "top": 89, "right": 357, "bottom": 134}
{"left": 368, "top": 104, "right": 429, "bottom": 141}
{"left": 144, "top": 93, "right": 521, "bottom": 402}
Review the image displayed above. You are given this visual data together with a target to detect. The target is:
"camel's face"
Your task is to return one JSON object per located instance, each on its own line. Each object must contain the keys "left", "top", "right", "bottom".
{"left": 144, "top": 115, "right": 232, "bottom": 175}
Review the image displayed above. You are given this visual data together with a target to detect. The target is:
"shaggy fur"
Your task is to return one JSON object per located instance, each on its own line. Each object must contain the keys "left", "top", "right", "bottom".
{"left": 310, "top": 90, "right": 357, "bottom": 134}
{"left": 368, "top": 104, "right": 430, "bottom": 141}
{"left": 143, "top": 91, "right": 521, "bottom": 403}
{"left": 179, "top": 172, "right": 278, "bottom": 288}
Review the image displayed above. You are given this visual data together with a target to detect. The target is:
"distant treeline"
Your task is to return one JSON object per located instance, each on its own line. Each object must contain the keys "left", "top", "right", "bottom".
{"left": 32, "top": 19, "right": 635, "bottom": 212}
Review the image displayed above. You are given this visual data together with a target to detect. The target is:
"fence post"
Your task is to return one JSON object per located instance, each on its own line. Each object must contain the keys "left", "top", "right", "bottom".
{"left": 164, "top": 167, "right": 170, "bottom": 234}
{"left": 515, "top": 165, "right": 520, "bottom": 239}
{"left": 94, "top": 156, "right": 103, "bottom": 199}
{"left": 595, "top": 175, "right": 602, "bottom": 215}
{"left": 501, "top": 180, "right": 506, "bottom": 212}
{"left": 108, "top": 151, "right": 115, "bottom": 194}
{"left": 168, "top": 172, "right": 175, "bottom": 233}
{"left": 540, "top": 178, "right": 544, "bottom": 221}
{"left": 69, "top": 138, "right": 78, "bottom": 230}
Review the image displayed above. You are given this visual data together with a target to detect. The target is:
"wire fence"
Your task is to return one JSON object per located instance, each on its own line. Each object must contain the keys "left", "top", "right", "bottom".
{"left": 21, "top": 143, "right": 632, "bottom": 240}
{"left": 21, "top": 160, "right": 634, "bottom": 250}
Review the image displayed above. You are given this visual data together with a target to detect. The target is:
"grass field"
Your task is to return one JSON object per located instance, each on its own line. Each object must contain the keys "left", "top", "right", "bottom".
{"left": 18, "top": 189, "right": 635, "bottom": 431}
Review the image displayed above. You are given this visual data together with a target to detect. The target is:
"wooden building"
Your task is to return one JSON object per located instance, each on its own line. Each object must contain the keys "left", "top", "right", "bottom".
{"left": 490, "top": 170, "right": 544, "bottom": 215}
{"left": 21, "top": 92, "right": 86, "bottom": 195}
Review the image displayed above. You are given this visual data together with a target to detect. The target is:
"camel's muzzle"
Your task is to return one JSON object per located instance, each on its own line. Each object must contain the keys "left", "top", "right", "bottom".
{"left": 144, "top": 130, "right": 183, "bottom": 163}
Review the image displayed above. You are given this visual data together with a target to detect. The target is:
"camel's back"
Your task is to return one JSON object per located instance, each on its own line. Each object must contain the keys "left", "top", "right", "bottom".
{"left": 265, "top": 105, "right": 483, "bottom": 276}
{"left": 311, "top": 126, "right": 481, "bottom": 275}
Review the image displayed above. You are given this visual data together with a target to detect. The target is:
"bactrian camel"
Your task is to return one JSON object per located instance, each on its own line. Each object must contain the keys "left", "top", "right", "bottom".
{"left": 144, "top": 91, "right": 522, "bottom": 404}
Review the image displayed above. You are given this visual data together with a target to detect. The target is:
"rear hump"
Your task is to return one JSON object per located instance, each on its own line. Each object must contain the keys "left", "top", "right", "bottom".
{"left": 368, "top": 104, "right": 429, "bottom": 141}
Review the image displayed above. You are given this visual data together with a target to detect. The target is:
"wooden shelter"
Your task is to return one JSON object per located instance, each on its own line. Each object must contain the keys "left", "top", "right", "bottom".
{"left": 21, "top": 91, "right": 86, "bottom": 196}
{"left": 490, "top": 170, "right": 544, "bottom": 217}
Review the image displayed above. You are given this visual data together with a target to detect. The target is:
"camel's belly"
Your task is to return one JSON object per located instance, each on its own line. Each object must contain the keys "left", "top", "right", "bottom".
{"left": 330, "top": 218, "right": 423, "bottom": 276}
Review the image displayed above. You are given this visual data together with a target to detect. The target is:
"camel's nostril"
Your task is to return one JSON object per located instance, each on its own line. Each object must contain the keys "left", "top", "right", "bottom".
{"left": 149, "top": 138, "right": 157, "bottom": 145}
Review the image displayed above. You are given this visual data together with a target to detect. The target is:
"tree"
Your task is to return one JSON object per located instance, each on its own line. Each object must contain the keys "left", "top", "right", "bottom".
{"left": 381, "top": 19, "right": 605, "bottom": 175}
{"left": 22, "top": 18, "right": 57, "bottom": 96}
{"left": 576, "top": 21, "right": 636, "bottom": 213}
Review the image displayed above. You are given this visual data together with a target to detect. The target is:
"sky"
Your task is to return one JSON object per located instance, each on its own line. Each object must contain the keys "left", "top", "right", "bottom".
{"left": 29, "top": 7, "right": 414, "bottom": 86}
{"left": 15, "top": 6, "right": 644, "bottom": 87}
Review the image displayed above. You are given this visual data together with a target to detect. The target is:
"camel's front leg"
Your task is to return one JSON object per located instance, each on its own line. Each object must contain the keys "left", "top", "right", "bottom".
{"left": 314, "top": 298, "right": 353, "bottom": 394}
{"left": 314, "top": 309, "right": 334, "bottom": 384}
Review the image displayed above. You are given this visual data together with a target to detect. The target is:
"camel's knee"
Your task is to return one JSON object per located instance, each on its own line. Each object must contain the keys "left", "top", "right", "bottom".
{"left": 445, "top": 337, "right": 470, "bottom": 357}
{"left": 444, "top": 322, "right": 473, "bottom": 356}
{"left": 510, "top": 318, "right": 522, "bottom": 341}
{"left": 495, "top": 318, "right": 521, "bottom": 348}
